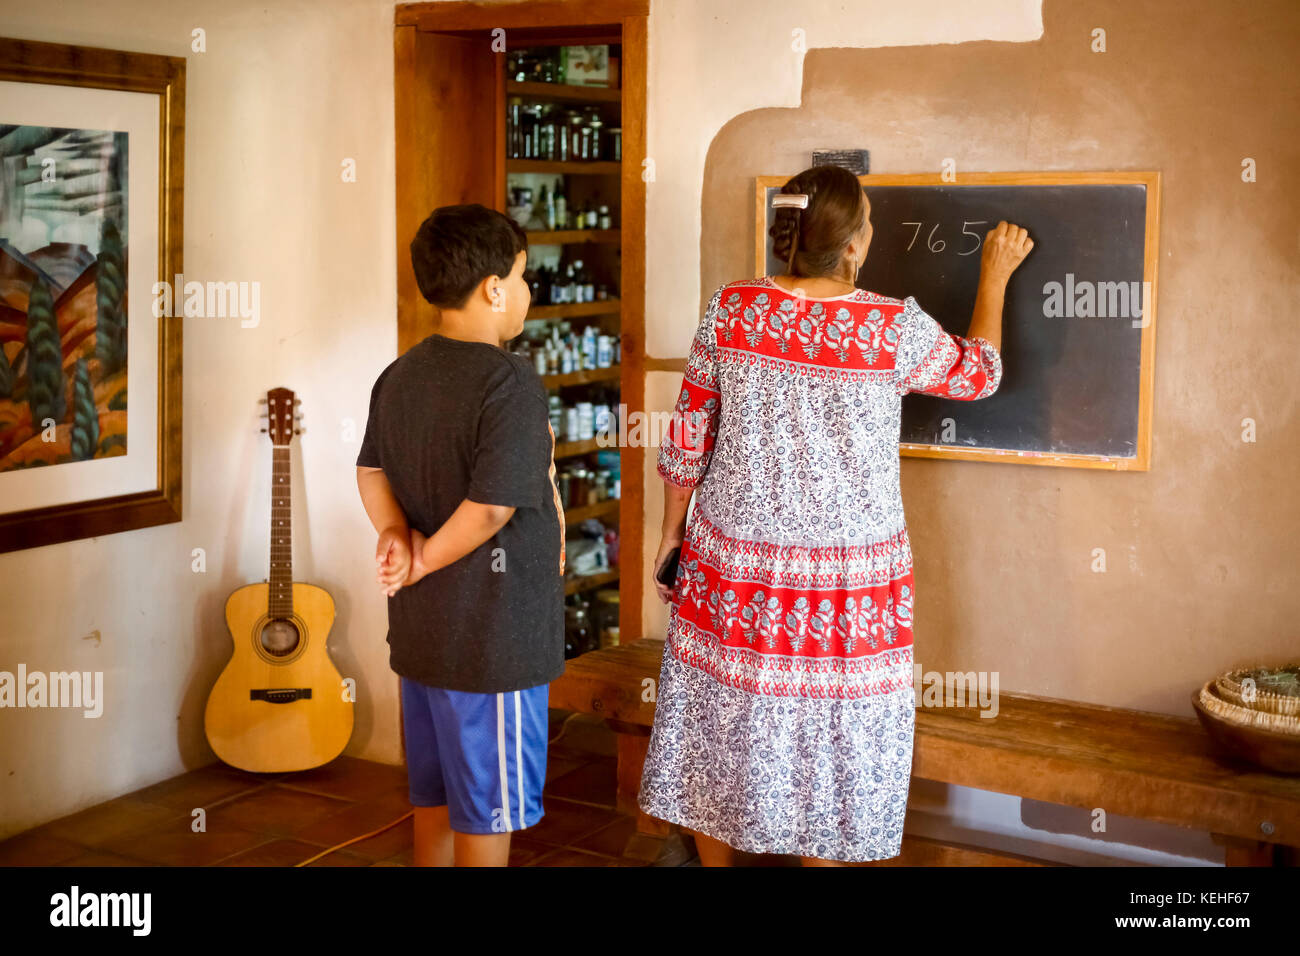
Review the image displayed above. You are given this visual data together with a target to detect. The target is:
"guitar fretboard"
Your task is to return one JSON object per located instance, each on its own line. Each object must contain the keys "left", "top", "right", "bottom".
{"left": 269, "top": 445, "right": 293, "bottom": 618}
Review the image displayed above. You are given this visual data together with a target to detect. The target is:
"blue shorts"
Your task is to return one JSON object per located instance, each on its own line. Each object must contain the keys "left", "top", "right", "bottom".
{"left": 400, "top": 677, "right": 549, "bottom": 834}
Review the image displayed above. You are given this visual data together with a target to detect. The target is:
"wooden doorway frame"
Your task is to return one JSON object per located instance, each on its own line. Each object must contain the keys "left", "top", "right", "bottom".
{"left": 393, "top": 0, "right": 649, "bottom": 643}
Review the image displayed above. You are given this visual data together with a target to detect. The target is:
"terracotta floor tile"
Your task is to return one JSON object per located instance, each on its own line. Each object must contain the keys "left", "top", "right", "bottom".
{"left": 373, "top": 846, "right": 413, "bottom": 866}
{"left": 44, "top": 797, "right": 188, "bottom": 848}
{"left": 526, "top": 798, "right": 621, "bottom": 847}
{"left": 276, "top": 756, "right": 409, "bottom": 803}
{"left": 572, "top": 815, "right": 639, "bottom": 857}
{"left": 126, "top": 764, "right": 268, "bottom": 811}
{"left": 652, "top": 832, "right": 699, "bottom": 867}
{"left": 305, "top": 849, "right": 376, "bottom": 867}
{"left": 293, "top": 787, "right": 413, "bottom": 848}
{"left": 622, "top": 831, "right": 671, "bottom": 864}
{"left": 338, "top": 816, "right": 414, "bottom": 862}
{"left": 0, "top": 829, "right": 87, "bottom": 866}
{"left": 507, "top": 834, "right": 552, "bottom": 866}
{"left": 216, "top": 838, "right": 341, "bottom": 867}
{"left": 530, "top": 846, "right": 620, "bottom": 866}
{"left": 205, "top": 785, "right": 354, "bottom": 838}
{"left": 545, "top": 756, "right": 618, "bottom": 807}
{"left": 56, "top": 849, "right": 157, "bottom": 866}
{"left": 101, "top": 820, "right": 269, "bottom": 866}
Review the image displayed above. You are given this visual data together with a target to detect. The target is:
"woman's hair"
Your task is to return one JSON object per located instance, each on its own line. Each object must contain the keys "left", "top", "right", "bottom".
{"left": 768, "top": 164, "right": 866, "bottom": 277}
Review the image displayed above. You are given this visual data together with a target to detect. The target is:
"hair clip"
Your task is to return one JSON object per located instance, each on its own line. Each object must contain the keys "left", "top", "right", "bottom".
{"left": 772, "top": 193, "right": 809, "bottom": 209}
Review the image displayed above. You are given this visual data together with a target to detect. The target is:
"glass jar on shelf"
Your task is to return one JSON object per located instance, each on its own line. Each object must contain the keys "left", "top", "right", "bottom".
{"left": 539, "top": 50, "right": 558, "bottom": 83}
{"left": 585, "top": 107, "right": 603, "bottom": 161}
{"left": 507, "top": 98, "right": 523, "bottom": 158}
{"left": 566, "top": 110, "right": 584, "bottom": 162}
{"left": 539, "top": 105, "right": 559, "bottom": 161}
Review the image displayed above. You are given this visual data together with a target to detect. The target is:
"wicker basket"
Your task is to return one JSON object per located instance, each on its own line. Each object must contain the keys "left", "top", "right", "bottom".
{"left": 1192, "top": 666, "right": 1300, "bottom": 773}
{"left": 1215, "top": 664, "right": 1300, "bottom": 717}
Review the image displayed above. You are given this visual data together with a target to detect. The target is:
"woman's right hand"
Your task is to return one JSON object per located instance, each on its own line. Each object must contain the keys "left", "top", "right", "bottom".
{"left": 652, "top": 535, "right": 683, "bottom": 605}
{"left": 980, "top": 221, "right": 1033, "bottom": 283}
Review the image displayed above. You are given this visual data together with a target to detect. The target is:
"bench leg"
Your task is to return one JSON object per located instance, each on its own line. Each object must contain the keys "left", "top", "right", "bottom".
{"left": 1212, "top": 833, "right": 1278, "bottom": 866}
{"left": 606, "top": 720, "right": 670, "bottom": 837}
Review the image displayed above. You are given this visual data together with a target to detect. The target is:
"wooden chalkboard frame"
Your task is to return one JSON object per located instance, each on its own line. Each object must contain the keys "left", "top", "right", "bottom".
{"left": 754, "top": 171, "right": 1161, "bottom": 471}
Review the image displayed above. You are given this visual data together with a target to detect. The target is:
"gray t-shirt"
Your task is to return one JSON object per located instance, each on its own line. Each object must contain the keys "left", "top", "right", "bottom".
{"left": 357, "top": 333, "right": 564, "bottom": 693}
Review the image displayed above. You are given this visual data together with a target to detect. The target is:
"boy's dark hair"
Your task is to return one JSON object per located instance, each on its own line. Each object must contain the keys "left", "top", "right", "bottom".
{"left": 410, "top": 204, "right": 528, "bottom": 309}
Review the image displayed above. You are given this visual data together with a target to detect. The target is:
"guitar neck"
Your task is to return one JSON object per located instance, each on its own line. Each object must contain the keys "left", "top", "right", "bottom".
{"left": 269, "top": 445, "right": 293, "bottom": 617}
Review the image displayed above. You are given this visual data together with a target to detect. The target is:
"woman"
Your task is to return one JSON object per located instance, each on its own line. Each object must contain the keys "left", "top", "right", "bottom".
{"left": 638, "top": 164, "right": 1033, "bottom": 865}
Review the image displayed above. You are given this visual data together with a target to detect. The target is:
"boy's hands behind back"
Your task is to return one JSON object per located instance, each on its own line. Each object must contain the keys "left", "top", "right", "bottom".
{"left": 376, "top": 526, "right": 412, "bottom": 597}
{"left": 406, "top": 528, "right": 431, "bottom": 587}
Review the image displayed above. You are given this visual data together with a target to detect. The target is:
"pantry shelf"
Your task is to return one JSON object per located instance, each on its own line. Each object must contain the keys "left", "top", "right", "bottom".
{"left": 527, "top": 299, "right": 620, "bottom": 320}
{"left": 508, "top": 159, "right": 621, "bottom": 176}
{"left": 542, "top": 365, "right": 621, "bottom": 389}
{"left": 564, "top": 568, "right": 621, "bottom": 596}
{"left": 564, "top": 498, "right": 620, "bottom": 525}
{"left": 525, "top": 228, "right": 620, "bottom": 244}
{"left": 507, "top": 79, "right": 622, "bottom": 103}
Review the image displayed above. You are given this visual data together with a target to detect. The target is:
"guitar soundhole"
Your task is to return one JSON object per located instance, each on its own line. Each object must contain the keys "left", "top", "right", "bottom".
{"left": 261, "top": 619, "right": 301, "bottom": 657}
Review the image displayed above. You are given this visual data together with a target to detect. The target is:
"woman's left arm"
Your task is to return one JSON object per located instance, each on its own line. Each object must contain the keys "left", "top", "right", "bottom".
{"left": 653, "top": 287, "right": 724, "bottom": 602}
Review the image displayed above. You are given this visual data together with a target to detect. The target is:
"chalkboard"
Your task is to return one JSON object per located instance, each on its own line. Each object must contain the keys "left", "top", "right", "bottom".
{"left": 755, "top": 172, "right": 1160, "bottom": 470}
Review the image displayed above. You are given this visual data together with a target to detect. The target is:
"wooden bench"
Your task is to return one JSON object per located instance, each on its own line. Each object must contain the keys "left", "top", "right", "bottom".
{"left": 549, "top": 639, "right": 1300, "bottom": 865}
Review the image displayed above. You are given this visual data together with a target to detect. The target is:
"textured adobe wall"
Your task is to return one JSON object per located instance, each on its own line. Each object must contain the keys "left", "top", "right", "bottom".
{"left": 690, "top": 0, "right": 1299, "bottom": 714}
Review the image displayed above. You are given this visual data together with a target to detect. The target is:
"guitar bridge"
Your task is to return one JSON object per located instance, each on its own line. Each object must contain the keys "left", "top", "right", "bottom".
{"left": 250, "top": 688, "right": 312, "bottom": 704}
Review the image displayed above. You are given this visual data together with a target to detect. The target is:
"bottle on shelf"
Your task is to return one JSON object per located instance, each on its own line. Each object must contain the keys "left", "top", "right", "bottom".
{"left": 507, "top": 98, "right": 523, "bottom": 158}
{"left": 598, "top": 204, "right": 612, "bottom": 230}
{"left": 554, "top": 179, "right": 567, "bottom": 230}
{"left": 540, "top": 104, "right": 558, "bottom": 161}
{"left": 585, "top": 196, "right": 599, "bottom": 228}
{"left": 541, "top": 184, "right": 555, "bottom": 230}
{"left": 565, "top": 109, "right": 583, "bottom": 162}
{"left": 586, "top": 107, "right": 603, "bottom": 161}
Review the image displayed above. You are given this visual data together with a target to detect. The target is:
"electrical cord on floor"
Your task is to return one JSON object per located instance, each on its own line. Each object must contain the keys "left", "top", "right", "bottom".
{"left": 296, "top": 810, "right": 414, "bottom": 866}
{"left": 296, "top": 713, "right": 584, "bottom": 865}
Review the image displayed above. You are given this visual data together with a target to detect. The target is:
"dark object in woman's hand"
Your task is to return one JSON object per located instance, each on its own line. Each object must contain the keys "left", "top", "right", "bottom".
{"left": 655, "top": 547, "right": 681, "bottom": 586}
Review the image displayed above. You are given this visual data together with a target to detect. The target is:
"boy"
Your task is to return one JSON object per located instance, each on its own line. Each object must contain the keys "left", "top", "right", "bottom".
{"left": 356, "top": 204, "right": 566, "bottom": 866}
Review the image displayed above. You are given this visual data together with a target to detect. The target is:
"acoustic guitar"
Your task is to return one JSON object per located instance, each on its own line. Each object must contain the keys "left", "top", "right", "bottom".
{"left": 204, "top": 387, "right": 354, "bottom": 772}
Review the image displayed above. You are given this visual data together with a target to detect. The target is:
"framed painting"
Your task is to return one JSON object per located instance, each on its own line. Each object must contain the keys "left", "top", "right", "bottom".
{"left": 0, "top": 37, "right": 184, "bottom": 552}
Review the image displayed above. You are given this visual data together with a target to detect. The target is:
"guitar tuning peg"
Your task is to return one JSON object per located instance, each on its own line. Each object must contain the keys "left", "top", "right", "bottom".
{"left": 258, "top": 398, "right": 268, "bottom": 404}
{"left": 260, "top": 427, "right": 268, "bottom": 433}
{"left": 295, "top": 427, "right": 305, "bottom": 434}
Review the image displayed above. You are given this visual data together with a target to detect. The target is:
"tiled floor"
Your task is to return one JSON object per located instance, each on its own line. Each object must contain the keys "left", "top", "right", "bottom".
{"left": 0, "top": 712, "right": 699, "bottom": 867}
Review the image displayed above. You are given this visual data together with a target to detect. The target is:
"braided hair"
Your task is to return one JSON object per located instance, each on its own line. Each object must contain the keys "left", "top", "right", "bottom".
{"left": 769, "top": 165, "right": 867, "bottom": 278}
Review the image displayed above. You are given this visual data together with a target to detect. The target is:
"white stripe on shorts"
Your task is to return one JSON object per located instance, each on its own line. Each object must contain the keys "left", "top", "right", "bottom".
{"left": 514, "top": 691, "right": 525, "bottom": 830}
{"left": 497, "top": 693, "right": 512, "bottom": 832}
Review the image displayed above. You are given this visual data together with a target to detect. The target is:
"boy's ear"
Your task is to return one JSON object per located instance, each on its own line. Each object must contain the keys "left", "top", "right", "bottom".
{"left": 483, "top": 273, "right": 507, "bottom": 311}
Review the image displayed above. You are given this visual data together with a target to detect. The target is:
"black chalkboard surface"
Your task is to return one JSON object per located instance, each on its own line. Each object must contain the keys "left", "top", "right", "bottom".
{"left": 755, "top": 173, "right": 1160, "bottom": 469}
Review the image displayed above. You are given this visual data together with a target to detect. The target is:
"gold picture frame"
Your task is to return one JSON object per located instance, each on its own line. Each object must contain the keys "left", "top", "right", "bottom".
{"left": 0, "top": 37, "right": 184, "bottom": 551}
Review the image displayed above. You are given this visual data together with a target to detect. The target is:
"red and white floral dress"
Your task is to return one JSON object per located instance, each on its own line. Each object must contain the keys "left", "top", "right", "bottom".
{"left": 637, "top": 275, "right": 1002, "bottom": 861}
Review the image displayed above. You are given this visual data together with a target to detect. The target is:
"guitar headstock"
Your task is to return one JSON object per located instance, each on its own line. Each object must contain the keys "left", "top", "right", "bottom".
{"left": 259, "top": 387, "right": 302, "bottom": 446}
